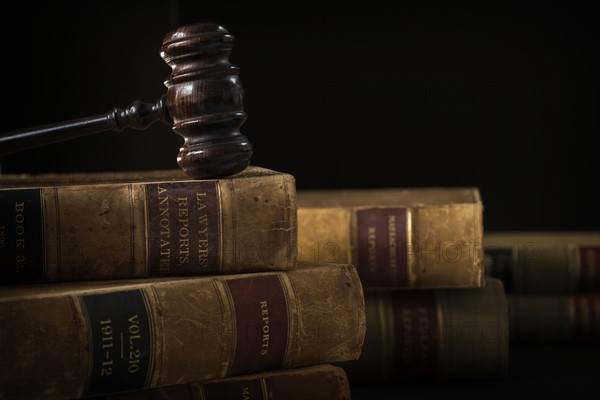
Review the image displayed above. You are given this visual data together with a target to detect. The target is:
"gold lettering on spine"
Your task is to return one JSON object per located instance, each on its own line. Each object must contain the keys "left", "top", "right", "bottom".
{"left": 260, "top": 300, "right": 270, "bottom": 356}
{"left": 14, "top": 201, "right": 26, "bottom": 272}
{"left": 368, "top": 227, "right": 377, "bottom": 272}
{"left": 196, "top": 192, "right": 209, "bottom": 269}
{"left": 177, "top": 197, "right": 190, "bottom": 266}
{"left": 417, "top": 307, "right": 430, "bottom": 364}
{"left": 388, "top": 214, "right": 397, "bottom": 283}
{"left": 157, "top": 186, "right": 171, "bottom": 274}
{"left": 241, "top": 386, "right": 250, "bottom": 400}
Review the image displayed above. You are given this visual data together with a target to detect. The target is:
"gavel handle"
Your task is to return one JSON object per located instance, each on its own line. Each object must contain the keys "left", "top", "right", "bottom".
{"left": 0, "top": 95, "right": 171, "bottom": 156}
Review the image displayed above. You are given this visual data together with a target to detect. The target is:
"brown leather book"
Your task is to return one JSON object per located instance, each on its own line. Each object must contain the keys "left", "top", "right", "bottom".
{"left": 0, "top": 166, "right": 297, "bottom": 283}
{"left": 297, "top": 187, "right": 484, "bottom": 289}
{"left": 508, "top": 293, "right": 600, "bottom": 343}
{"left": 93, "top": 364, "right": 351, "bottom": 400}
{"left": 484, "top": 231, "right": 600, "bottom": 293}
{"left": 338, "top": 278, "right": 509, "bottom": 381}
{"left": 0, "top": 262, "right": 366, "bottom": 398}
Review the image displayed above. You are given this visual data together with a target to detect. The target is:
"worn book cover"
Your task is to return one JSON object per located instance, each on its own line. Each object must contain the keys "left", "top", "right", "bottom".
{"left": 297, "top": 187, "right": 484, "bottom": 289}
{"left": 484, "top": 231, "right": 600, "bottom": 293}
{"left": 338, "top": 278, "right": 509, "bottom": 382}
{"left": 92, "top": 364, "right": 350, "bottom": 400}
{"left": 508, "top": 293, "right": 600, "bottom": 343}
{"left": 0, "top": 166, "right": 297, "bottom": 283}
{"left": 0, "top": 262, "right": 365, "bottom": 398}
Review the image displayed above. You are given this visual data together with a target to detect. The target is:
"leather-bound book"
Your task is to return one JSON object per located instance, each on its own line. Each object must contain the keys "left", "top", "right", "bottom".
{"left": 484, "top": 231, "right": 600, "bottom": 293}
{"left": 93, "top": 364, "right": 351, "bottom": 400}
{"left": 338, "top": 278, "right": 509, "bottom": 381}
{"left": 0, "top": 262, "right": 366, "bottom": 398}
{"left": 0, "top": 166, "right": 297, "bottom": 283}
{"left": 297, "top": 187, "right": 484, "bottom": 289}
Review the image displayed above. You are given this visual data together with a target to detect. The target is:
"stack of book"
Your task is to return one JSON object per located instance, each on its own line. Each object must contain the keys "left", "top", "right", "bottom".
{"left": 0, "top": 167, "right": 366, "bottom": 399}
{"left": 484, "top": 231, "right": 600, "bottom": 343}
{"left": 296, "top": 187, "right": 510, "bottom": 383}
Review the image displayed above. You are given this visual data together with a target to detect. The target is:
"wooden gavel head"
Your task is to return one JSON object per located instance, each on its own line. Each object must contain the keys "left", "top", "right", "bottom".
{"left": 0, "top": 22, "right": 253, "bottom": 179}
{"left": 160, "top": 23, "right": 253, "bottom": 178}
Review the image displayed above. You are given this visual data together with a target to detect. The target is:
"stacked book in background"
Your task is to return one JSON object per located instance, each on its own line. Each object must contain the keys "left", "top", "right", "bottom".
{"left": 296, "top": 187, "right": 510, "bottom": 383}
{"left": 0, "top": 166, "right": 366, "bottom": 399}
{"left": 484, "top": 231, "right": 600, "bottom": 343}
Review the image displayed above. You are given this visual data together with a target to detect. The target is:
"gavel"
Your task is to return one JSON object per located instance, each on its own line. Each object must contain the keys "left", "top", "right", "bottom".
{"left": 0, "top": 22, "right": 252, "bottom": 179}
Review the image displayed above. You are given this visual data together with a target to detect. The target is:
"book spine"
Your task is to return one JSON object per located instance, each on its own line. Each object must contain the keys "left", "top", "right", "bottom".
{"left": 508, "top": 294, "right": 600, "bottom": 342}
{"left": 339, "top": 278, "right": 508, "bottom": 382}
{"left": 0, "top": 264, "right": 365, "bottom": 399}
{"left": 297, "top": 203, "right": 484, "bottom": 289}
{"left": 96, "top": 364, "right": 351, "bottom": 400}
{"left": 0, "top": 172, "right": 297, "bottom": 282}
{"left": 485, "top": 243, "right": 600, "bottom": 293}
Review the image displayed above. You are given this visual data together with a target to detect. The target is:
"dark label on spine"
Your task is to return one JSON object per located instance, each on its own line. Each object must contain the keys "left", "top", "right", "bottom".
{"left": 226, "top": 275, "right": 289, "bottom": 375}
{"left": 571, "top": 295, "right": 600, "bottom": 342}
{"left": 202, "top": 377, "right": 265, "bottom": 400}
{"left": 0, "top": 188, "right": 44, "bottom": 282}
{"left": 83, "top": 290, "right": 152, "bottom": 396}
{"left": 356, "top": 207, "right": 408, "bottom": 287}
{"left": 146, "top": 181, "right": 219, "bottom": 276}
{"left": 391, "top": 290, "right": 439, "bottom": 377}
{"left": 579, "top": 246, "right": 600, "bottom": 292}
{"left": 483, "top": 248, "right": 514, "bottom": 292}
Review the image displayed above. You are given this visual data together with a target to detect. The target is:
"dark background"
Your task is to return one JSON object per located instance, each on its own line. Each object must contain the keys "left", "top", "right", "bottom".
{"left": 1, "top": 0, "right": 598, "bottom": 232}
{"left": 1, "top": 1, "right": 598, "bottom": 396}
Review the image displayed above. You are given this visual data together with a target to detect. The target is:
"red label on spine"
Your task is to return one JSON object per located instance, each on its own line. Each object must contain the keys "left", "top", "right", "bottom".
{"left": 226, "top": 275, "right": 289, "bottom": 375}
{"left": 356, "top": 207, "right": 408, "bottom": 287}
{"left": 390, "top": 290, "right": 439, "bottom": 377}
{"left": 578, "top": 246, "right": 600, "bottom": 292}
{"left": 571, "top": 295, "right": 600, "bottom": 342}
